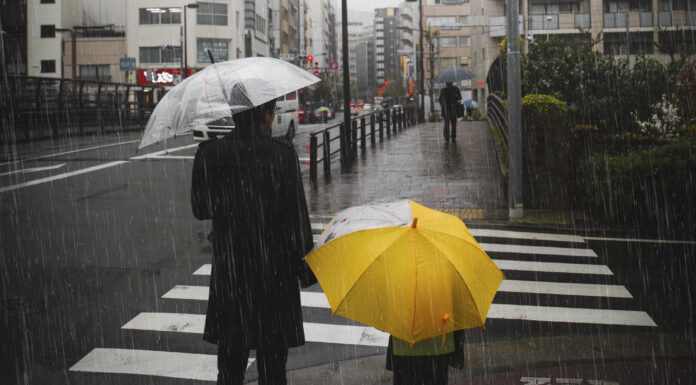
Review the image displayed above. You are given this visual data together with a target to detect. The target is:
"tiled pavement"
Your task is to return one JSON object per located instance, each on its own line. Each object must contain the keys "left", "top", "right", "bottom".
{"left": 302, "top": 119, "right": 508, "bottom": 220}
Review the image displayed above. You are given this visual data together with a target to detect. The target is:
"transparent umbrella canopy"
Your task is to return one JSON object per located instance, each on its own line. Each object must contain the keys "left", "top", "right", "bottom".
{"left": 138, "top": 57, "right": 320, "bottom": 149}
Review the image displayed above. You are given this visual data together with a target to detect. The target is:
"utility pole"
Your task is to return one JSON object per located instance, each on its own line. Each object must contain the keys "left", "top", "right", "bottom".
{"left": 341, "top": 0, "right": 351, "bottom": 161}
{"left": 506, "top": 0, "right": 523, "bottom": 219}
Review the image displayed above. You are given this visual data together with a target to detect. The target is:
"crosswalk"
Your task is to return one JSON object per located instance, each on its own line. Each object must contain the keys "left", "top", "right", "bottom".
{"left": 69, "top": 219, "right": 657, "bottom": 382}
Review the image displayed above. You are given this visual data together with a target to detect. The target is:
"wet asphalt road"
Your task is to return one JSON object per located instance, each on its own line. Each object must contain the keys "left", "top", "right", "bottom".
{"left": 1, "top": 129, "right": 695, "bottom": 385}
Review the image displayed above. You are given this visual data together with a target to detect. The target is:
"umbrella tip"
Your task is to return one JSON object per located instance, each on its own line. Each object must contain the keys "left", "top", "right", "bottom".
{"left": 411, "top": 218, "right": 418, "bottom": 229}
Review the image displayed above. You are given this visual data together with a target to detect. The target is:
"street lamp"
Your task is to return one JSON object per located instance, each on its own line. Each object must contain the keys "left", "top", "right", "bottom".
{"left": 182, "top": 3, "right": 199, "bottom": 79}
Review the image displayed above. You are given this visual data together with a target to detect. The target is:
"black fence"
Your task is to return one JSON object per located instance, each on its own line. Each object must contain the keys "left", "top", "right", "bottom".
{"left": 308, "top": 105, "right": 418, "bottom": 183}
{"left": 0, "top": 76, "right": 166, "bottom": 142}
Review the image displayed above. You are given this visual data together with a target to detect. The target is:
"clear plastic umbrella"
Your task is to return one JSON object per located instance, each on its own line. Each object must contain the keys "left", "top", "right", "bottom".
{"left": 138, "top": 57, "right": 320, "bottom": 149}
{"left": 433, "top": 67, "right": 475, "bottom": 84}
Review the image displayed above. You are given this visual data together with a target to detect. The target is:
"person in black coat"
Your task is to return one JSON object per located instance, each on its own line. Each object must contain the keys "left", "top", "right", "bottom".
{"left": 191, "top": 98, "right": 316, "bottom": 385}
{"left": 438, "top": 82, "right": 462, "bottom": 142}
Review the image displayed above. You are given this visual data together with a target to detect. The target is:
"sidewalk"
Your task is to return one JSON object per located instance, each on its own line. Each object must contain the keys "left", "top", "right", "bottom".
{"left": 303, "top": 119, "right": 509, "bottom": 221}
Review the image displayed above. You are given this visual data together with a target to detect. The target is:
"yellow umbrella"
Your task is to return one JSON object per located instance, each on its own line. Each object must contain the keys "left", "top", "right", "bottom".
{"left": 305, "top": 200, "right": 504, "bottom": 345}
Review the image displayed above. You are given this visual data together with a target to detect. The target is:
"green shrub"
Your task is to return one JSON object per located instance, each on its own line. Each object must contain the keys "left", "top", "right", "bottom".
{"left": 577, "top": 138, "right": 696, "bottom": 227}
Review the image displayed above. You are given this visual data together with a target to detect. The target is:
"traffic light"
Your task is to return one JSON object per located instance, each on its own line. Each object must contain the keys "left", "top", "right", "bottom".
{"left": 384, "top": 81, "right": 389, "bottom": 86}
{"left": 307, "top": 55, "right": 313, "bottom": 62}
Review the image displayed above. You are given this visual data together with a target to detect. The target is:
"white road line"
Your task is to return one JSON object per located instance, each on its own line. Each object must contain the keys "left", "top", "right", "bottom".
{"left": 131, "top": 143, "right": 199, "bottom": 160}
{"left": 164, "top": 286, "right": 649, "bottom": 324}
{"left": 469, "top": 229, "right": 585, "bottom": 243}
{"left": 488, "top": 304, "right": 657, "bottom": 327}
{"left": 0, "top": 161, "right": 129, "bottom": 194}
{"left": 492, "top": 259, "right": 613, "bottom": 275}
{"left": 69, "top": 348, "right": 253, "bottom": 381}
{"left": 147, "top": 155, "right": 195, "bottom": 160}
{"left": 122, "top": 312, "right": 389, "bottom": 347}
{"left": 0, "top": 139, "right": 139, "bottom": 166}
{"left": 159, "top": 288, "right": 656, "bottom": 327}
{"left": 193, "top": 260, "right": 613, "bottom": 277}
{"left": 193, "top": 265, "right": 211, "bottom": 275}
{"left": 479, "top": 243, "right": 598, "bottom": 257}
{"left": 0, "top": 163, "right": 66, "bottom": 177}
{"left": 499, "top": 280, "right": 632, "bottom": 298}
{"left": 583, "top": 235, "right": 696, "bottom": 245}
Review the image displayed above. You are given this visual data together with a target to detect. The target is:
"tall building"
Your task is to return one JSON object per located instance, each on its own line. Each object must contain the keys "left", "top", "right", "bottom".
{"left": 419, "top": 0, "right": 472, "bottom": 98}
{"left": 126, "top": 0, "right": 245, "bottom": 85}
{"left": 245, "top": 0, "right": 270, "bottom": 57}
{"left": 271, "top": 0, "right": 301, "bottom": 57}
{"left": 26, "top": 0, "right": 83, "bottom": 78}
{"left": 374, "top": 7, "right": 402, "bottom": 86}
{"left": 307, "top": 0, "right": 334, "bottom": 70}
{"left": 357, "top": 24, "right": 376, "bottom": 99}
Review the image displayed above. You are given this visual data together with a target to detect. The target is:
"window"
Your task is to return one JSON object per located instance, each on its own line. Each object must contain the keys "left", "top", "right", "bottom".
{"left": 40, "top": 25, "right": 55, "bottom": 38}
{"left": 460, "top": 56, "right": 470, "bottom": 66}
{"left": 40, "top": 60, "right": 56, "bottom": 73}
{"left": 79, "top": 64, "right": 111, "bottom": 81}
{"left": 439, "top": 37, "right": 457, "bottom": 47}
{"left": 426, "top": 0, "right": 441, "bottom": 4}
{"left": 139, "top": 46, "right": 182, "bottom": 64}
{"left": 40, "top": 0, "right": 55, "bottom": 3}
{"left": 197, "top": 39, "right": 228, "bottom": 63}
{"left": 440, "top": 58, "right": 457, "bottom": 68}
{"left": 460, "top": 36, "right": 471, "bottom": 46}
{"left": 459, "top": 16, "right": 469, "bottom": 25}
{"left": 197, "top": 2, "right": 227, "bottom": 25}
{"left": 426, "top": 16, "right": 457, "bottom": 27}
{"left": 139, "top": 8, "right": 181, "bottom": 25}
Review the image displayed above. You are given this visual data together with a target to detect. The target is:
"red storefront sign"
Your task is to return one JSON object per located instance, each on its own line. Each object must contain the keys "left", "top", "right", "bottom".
{"left": 136, "top": 68, "right": 193, "bottom": 85}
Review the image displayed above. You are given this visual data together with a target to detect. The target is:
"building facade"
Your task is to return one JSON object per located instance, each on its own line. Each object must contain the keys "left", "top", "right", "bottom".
{"left": 26, "top": 0, "right": 83, "bottom": 78}
{"left": 126, "top": 0, "right": 244, "bottom": 86}
{"left": 245, "top": 0, "right": 270, "bottom": 57}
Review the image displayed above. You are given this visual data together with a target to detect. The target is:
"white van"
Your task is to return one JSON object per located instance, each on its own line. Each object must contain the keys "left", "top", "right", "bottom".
{"left": 272, "top": 90, "right": 299, "bottom": 139}
{"left": 192, "top": 92, "right": 298, "bottom": 142}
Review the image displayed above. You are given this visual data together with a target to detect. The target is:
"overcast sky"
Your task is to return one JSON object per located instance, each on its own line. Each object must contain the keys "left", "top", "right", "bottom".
{"left": 345, "top": 0, "right": 405, "bottom": 12}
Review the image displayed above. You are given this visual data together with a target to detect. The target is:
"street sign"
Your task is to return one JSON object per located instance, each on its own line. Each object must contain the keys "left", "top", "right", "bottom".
{"left": 119, "top": 57, "right": 136, "bottom": 71}
{"left": 279, "top": 53, "right": 295, "bottom": 61}
{"left": 330, "top": 61, "right": 338, "bottom": 70}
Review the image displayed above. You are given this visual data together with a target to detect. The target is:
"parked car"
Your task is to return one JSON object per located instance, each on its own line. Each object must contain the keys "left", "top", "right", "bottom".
{"left": 363, "top": 103, "right": 372, "bottom": 112}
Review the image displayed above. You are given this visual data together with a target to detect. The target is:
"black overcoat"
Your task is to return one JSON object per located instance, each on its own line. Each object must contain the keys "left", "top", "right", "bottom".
{"left": 191, "top": 127, "right": 316, "bottom": 349}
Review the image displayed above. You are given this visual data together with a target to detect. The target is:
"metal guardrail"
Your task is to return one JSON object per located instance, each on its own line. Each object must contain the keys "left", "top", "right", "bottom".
{"left": 0, "top": 76, "right": 166, "bottom": 141}
{"left": 486, "top": 93, "right": 508, "bottom": 155}
{"left": 308, "top": 105, "right": 418, "bottom": 182}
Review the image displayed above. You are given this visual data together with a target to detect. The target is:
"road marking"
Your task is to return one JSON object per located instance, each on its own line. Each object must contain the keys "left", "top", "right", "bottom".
{"left": 469, "top": 229, "right": 585, "bottom": 243}
{"left": 0, "top": 139, "right": 139, "bottom": 166}
{"left": 69, "top": 348, "right": 253, "bottom": 381}
{"left": 160, "top": 288, "right": 655, "bottom": 327}
{"left": 492, "top": 260, "right": 613, "bottom": 275}
{"left": 0, "top": 163, "right": 66, "bottom": 177}
{"left": 146, "top": 155, "right": 195, "bottom": 160}
{"left": 478, "top": 243, "right": 598, "bottom": 257}
{"left": 583, "top": 235, "right": 696, "bottom": 245}
{"left": 488, "top": 304, "right": 657, "bottom": 327}
{"left": 122, "top": 312, "right": 389, "bottom": 347}
{"left": 0, "top": 161, "right": 129, "bottom": 194}
{"left": 499, "top": 280, "right": 632, "bottom": 298}
{"left": 130, "top": 143, "right": 199, "bottom": 160}
{"left": 193, "top": 260, "right": 613, "bottom": 278}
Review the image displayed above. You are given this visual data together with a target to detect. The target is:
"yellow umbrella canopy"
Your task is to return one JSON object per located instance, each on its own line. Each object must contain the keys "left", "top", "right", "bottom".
{"left": 304, "top": 200, "right": 504, "bottom": 345}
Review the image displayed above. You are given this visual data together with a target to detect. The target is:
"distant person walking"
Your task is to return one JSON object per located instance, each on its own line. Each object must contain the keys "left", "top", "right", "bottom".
{"left": 191, "top": 99, "right": 317, "bottom": 385}
{"left": 438, "top": 82, "right": 462, "bottom": 142}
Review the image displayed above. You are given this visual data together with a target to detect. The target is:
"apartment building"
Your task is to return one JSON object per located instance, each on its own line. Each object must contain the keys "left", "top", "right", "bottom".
{"left": 420, "top": 0, "right": 473, "bottom": 99}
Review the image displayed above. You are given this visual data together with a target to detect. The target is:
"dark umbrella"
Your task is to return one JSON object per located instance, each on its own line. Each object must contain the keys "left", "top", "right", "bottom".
{"left": 433, "top": 67, "right": 475, "bottom": 84}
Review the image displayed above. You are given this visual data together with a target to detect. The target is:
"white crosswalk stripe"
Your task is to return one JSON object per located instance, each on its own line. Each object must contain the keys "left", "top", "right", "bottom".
{"left": 69, "top": 218, "right": 657, "bottom": 382}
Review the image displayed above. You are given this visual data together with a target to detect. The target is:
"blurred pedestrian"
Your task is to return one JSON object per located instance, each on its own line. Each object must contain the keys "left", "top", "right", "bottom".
{"left": 438, "top": 82, "right": 462, "bottom": 142}
{"left": 191, "top": 98, "right": 317, "bottom": 385}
